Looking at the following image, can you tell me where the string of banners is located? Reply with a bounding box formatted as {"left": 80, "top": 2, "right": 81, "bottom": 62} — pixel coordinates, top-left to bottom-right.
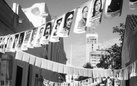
{"left": 0, "top": 0, "right": 125, "bottom": 53}
{"left": 15, "top": 51, "right": 137, "bottom": 81}
{"left": 42, "top": 77, "right": 113, "bottom": 86}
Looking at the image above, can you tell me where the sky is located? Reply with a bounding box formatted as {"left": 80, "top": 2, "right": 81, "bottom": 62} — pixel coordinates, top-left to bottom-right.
{"left": 5, "top": 0, "right": 137, "bottom": 67}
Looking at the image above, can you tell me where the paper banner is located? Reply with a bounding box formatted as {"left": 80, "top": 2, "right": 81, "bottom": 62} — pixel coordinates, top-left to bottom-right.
{"left": 22, "top": 30, "right": 33, "bottom": 50}
{"left": 47, "top": 60, "right": 53, "bottom": 71}
{"left": 15, "top": 51, "right": 24, "bottom": 60}
{"left": 52, "top": 61, "right": 59, "bottom": 72}
{"left": 40, "top": 20, "right": 54, "bottom": 45}
{"left": 22, "top": 52, "right": 30, "bottom": 63}
{"left": 16, "top": 32, "right": 25, "bottom": 51}
{"left": 86, "top": 0, "right": 106, "bottom": 28}
{"left": 87, "top": 69, "right": 93, "bottom": 77}
{"left": 104, "top": 0, "right": 123, "bottom": 18}
{"left": 93, "top": 69, "right": 101, "bottom": 78}
{"left": 41, "top": 58, "right": 48, "bottom": 69}
{"left": 84, "top": 68, "right": 88, "bottom": 77}
{"left": 68, "top": 66, "right": 74, "bottom": 75}
{"left": 58, "top": 63, "right": 64, "bottom": 73}
{"left": 29, "top": 54, "right": 36, "bottom": 65}
{"left": 35, "top": 57, "right": 42, "bottom": 67}
{"left": 0, "top": 36, "right": 3, "bottom": 53}
{"left": 79, "top": 68, "right": 85, "bottom": 76}
{"left": 73, "top": 1, "right": 90, "bottom": 34}
{"left": 12, "top": 33, "right": 20, "bottom": 52}
{"left": 1, "top": 35, "right": 10, "bottom": 53}
{"left": 34, "top": 25, "right": 45, "bottom": 47}
{"left": 64, "top": 65, "right": 69, "bottom": 74}
{"left": 57, "top": 9, "right": 75, "bottom": 37}
{"left": 49, "top": 15, "right": 64, "bottom": 42}
{"left": 73, "top": 67, "right": 79, "bottom": 75}
{"left": 28, "top": 27, "right": 38, "bottom": 48}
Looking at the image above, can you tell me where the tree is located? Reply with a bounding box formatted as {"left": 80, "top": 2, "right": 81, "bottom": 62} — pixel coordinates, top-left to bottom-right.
{"left": 96, "top": 23, "right": 125, "bottom": 69}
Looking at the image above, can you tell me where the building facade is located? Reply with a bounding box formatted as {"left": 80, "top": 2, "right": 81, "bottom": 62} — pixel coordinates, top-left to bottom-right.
{"left": 86, "top": 30, "right": 107, "bottom": 67}
{"left": 0, "top": 1, "right": 67, "bottom": 86}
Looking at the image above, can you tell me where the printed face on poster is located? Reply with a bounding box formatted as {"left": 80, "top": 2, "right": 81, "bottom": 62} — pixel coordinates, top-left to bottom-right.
{"left": 57, "top": 10, "right": 75, "bottom": 37}
{"left": 73, "top": 1, "right": 90, "bottom": 33}
{"left": 86, "top": 0, "right": 105, "bottom": 28}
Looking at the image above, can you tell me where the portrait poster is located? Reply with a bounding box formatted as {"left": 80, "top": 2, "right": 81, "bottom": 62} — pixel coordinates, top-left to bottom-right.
{"left": 86, "top": 0, "right": 105, "bottom": 28}
{"left": 28, "top": 27, "right": 38, "bottom": 48}
{"left": 57, "top": 9, "right": 75, "bottom": 37}
{"left": 22, "top": 30, "right": 33, "bottom": 50}
{"left": 0, "top": 36, "right": 5, "bottom": 53}
{"left": 40, "top": 20, "right": 54, "bottom": 45}
{"left": 0, "top": 36, "right": 3, "bottom": 53}
{"left": 49, "top": 16, "right": 63, "bottom": 42}
{"left": 12, "top": 33, "right": 20, "bottom": 52}
{"left": 0, "top": 36, "right": 8, "bottom": 53}
{"left": 16, "top": 32, "right": 25, "bottom": 51}
{"left": 104, "top": 0, "right": 123, "bottom": 18}
{"left": 73, "top": 1, "right": 90, "bottom": 34}
{"left": 6, "top": 34, "right": 15, "bottom": 52}
{"left": 2, "top": 35, "right": 10, "bottom": 53}
{"left": 34, "top": 25, "right": 45, "bottom": 47}
{"left": 129, "top": 0, "right": 137, "bottom": 10}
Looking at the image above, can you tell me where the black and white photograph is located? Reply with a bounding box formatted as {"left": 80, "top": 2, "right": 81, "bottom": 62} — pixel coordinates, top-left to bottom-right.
{"left": 41, "top": 22, "right": 52, "bottom": 44}
{"left": 58, "top": 10, "right": 75, "bottom": 37}
{"left": 73, "top": 1, "right": 90, "bottom": 33}
{"left": 16, "top": 32, "right": 25, "bottom": 51}
{"left": 12, "top": 33, "right": 20, "bottom": 52}
{"left": 104, "top": 0, "right": 123, "bottom": 18}
{"left": 86, "top": 0, "right": 105, "bottom": 28}
{"left": 22, "top": 30, "right": 32, "bottom": 50}
{"left": 1, "top": 0, "right": 137, "bottom": 86}
{"left": 50, "top": 17, "right": 63, "bottom": 42}
{"left": 29, "top": 27, "right": 38, "bottom": 48}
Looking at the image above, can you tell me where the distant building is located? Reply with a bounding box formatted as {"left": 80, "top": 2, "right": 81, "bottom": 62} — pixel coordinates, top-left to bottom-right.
{"left": 86, "top": 30, "right": 107, "bottom": 67}
{"left": 89, "top": 50, "right": 107, "bottom": 67}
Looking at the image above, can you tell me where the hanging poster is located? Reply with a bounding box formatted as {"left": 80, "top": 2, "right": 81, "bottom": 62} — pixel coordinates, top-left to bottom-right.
{"left": 40, "top": 21, "right": 54, "bottom": 44}
{"left": 34, "top": 25, "right": 45, "bottom": 47}
{"left": 57, "top": 9, "right": 75, "bottom": 37}
{"left": 6, "top": 35, "right": 15, "bottom": 52}
{"left": 86, "top": 0, "right": 105, "bottom": 28}
{"left": 0, "top": 36, "right": 3, "bottom": 52}
{"left": 16, "top": 32, "right": 25, "bottom": 51}
{"left": 28, "top": 27, "right": 38, "bottom": 48}
{"left": 104, "top": 0, "right": 123, "bottom": 18}
{"left": 73, "top": 1, "right": 90, "bottom": 33}
{"left": 49, "top": 16, "right": 63, "bottom": 42}
{"left": 22, "top": 30, "right": 33, "bottom": 50}
{"left": 12, "top": 33, "right": 20, "bottom": 52}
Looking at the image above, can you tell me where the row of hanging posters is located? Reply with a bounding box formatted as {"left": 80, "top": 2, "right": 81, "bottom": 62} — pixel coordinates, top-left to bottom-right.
{"left": 1, "top": 0, "right": 137, "bottom": 53}
{"left": 0, "top": 0, "right": 126, "bottom": 53}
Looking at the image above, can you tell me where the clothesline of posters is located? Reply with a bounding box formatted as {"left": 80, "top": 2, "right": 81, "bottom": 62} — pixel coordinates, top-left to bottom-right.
{"left": 15, "top": 51, "right": 137, "bottom": 81}
{"left": 1, "top": 0, "right": 137, "bottom": 53}
{"left": 0, "top": 0, "right": 125, "bottom": 53}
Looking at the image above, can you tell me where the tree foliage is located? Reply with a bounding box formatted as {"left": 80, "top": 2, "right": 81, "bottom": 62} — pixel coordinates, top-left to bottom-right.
{"left": 97, "top": 23, "right": 125, "bottom": 69}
